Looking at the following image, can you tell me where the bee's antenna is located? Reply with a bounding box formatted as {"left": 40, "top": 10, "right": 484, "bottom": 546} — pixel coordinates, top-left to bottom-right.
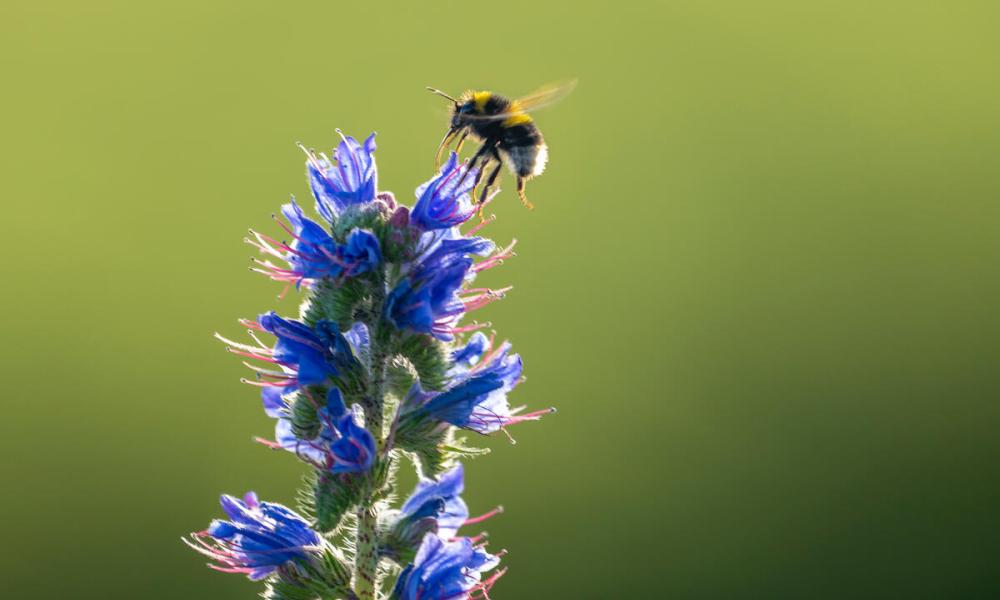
{"left": 426, "top": 87, "right": 459, "bottom": 104}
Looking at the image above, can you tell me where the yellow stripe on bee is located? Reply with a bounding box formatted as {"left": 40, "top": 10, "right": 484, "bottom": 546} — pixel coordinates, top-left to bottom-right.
{"left": 503, "top": 113, "right": 533, "bottom": 126}
{"left": 473, "top": 91, "right": 491, "bottom": 111}
{"left": 501, "top": 99, "right": 532, "bottom": 126}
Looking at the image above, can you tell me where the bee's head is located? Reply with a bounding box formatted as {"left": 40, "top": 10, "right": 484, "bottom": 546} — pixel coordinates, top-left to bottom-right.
{"left": 427, "top": 87, "right": 472, "bottom": 131}
{"left": 451, "top": 101, "right": 477, "bottom": 129}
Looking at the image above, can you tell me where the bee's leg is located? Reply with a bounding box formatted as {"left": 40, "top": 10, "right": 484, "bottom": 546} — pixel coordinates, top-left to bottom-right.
{"left": 454, "top": 131, "right": 469, "bottom": 156}
{"left": 475, "top": 151, "right": 504, "bottom": 221}
{"left": 469, "top": 157, "right": 491, "bottom": 201}
{"left": 479, "top": 156, "right": 503, "bottom": 205}
{"left": 517, "top": 177, "right": 535, "bottom": 210}
{"left": 457, "top": 143, "right": 491, "bottom": 187}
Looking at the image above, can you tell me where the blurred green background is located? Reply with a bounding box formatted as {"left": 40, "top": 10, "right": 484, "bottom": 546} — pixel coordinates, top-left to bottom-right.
{"left": 2, "top": 0, "right": 999, "bottom": 597}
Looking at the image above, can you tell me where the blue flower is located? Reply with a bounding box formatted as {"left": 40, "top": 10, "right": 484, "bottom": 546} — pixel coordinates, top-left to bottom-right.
{"left": 399, "top": 464, "right": 469, "bottom": 539}
{"left": 391, "top": 463, "right": 504, "bottom": 561}
{"left": 401, "top": 340, "right": 550, "bottom": 435}
{"left": 306, "top": 131, "right": 378, "bottom": 221}
{"left": 411, "top": 152, "right": 479, "bottom": 230}
{"left": 185, "top": 492, "right": 321, "bottom": 581}
{"left": 249, "top": 199, "right": 381, "bottom": 287}
{"left": 257, "top": 312, "right": 342, "bottom": 388}
{"left": 275, "top": 388, "right": 376, "bottom": 473}
{"left": 217, "top": 313, "right": 362, "bottom": 417}
{"left": 240, "top": 315, "right": 377, "bottom": 472}
{"left": 278, "top": 199, "right": 340, "bottom": 281}
{"left": 449, "top": 332, "right": 490, "bottom": 372}
{"left": 341, "top": 228, "right": 382, "bottom": 275}
{"left": 343, "top": 321, "right": 371, "bottom": 365}
{"left": 385, "top": 233, "right": 494, "bottom": 341}
{"left": 391, "top": 534, "right": 503, "bottom": 600}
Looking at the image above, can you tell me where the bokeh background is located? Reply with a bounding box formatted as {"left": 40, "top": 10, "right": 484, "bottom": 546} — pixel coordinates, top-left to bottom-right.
{"left": 3, "top": 1, "right": 999, "bottom": 597}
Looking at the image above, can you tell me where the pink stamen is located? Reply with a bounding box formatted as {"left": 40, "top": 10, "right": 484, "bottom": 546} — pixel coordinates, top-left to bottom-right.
{"left": 240, "top": 377, "right": 295, "bottom": 388}
{"left": 465, "top": 214, "right": 494, "bottom": 237}
{"left": 239, "top": 318, "right": 266, "bottom": 331}
{"left": 208, "top": 565, "right": 254, "bottom": 575}
{"left": 228, "top": 349, "right": 279, "bottom": 363}
{"left": 465, "top": 532, "right": 489, "bottom": 544}
{"left": 469, "top": 341, "right": 508, "bottom": 373}
{"left": 502, "top": 407, "right": 556, "bottom": 425}
{"left": 462, "top": 287, "right": 513, "bottom": 311}
{"left": 241, "top": 362, "right": 289, "bottom": 377}
{"left": 439, "top": 321, "right": 492, "bottom": 335}
{"left": 470, "top": 567, "right": 507, "bottom": 600}
{"left": 246, "top": 330, "right": 270, "bottom": 350}
{"left": 463, "top": 506, "right": 504, "bottom": 526}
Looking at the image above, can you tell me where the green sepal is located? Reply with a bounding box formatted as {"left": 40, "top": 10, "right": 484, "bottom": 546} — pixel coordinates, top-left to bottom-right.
{"left": 331, "top": 204, "right": 387, "bottom": 243}
{"left": 311, "top": 458, "right": 392, "bottom": 534}
{"left": 385, "top": 356, "right": 417, "bottom": 400}
{"left": 396, "top": 334, "right": 450, "bottom": 392}
{"left": 290, "top": 389, "right": 322, "bottom": 440}
{"left": 263, "top": 556, "right": 357, "bottom": 600}
{"left": 442, "top": 434, "right": 491, "bottom": 462}
{"left": 378, "top": 210, "right": 417, "bottom": 265}
{"left": 262, "top": 580, "right": 316, "bottom": 600}
{"left": 317, "top": 547, "right": 353, "bottom": 592}
{"left": 395, "top": 418, "right": 449, "bottom": 478}
{"left": 313, "top": 471, "right": 367, "bottom": 533}
{"left": 301, "top": 277, "right": 369, "bottom": 330}
{"left": 397, "top": 423, "right": 491, "bottom": 479}
{"left": 334, "top": 367, "right": 368, "bottom": 414}
{"left": 379, "top": 509, "right": 438, "bottom": 565}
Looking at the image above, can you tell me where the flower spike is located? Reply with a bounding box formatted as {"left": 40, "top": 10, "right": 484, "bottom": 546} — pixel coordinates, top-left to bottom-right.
{"left": 188, "top": 127, "right": 556, "bottom": 598}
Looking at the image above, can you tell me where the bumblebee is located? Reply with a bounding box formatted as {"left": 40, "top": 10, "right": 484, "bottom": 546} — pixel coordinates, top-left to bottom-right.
{"left": 427, "top": 80, "right": 575, "bottom": 211}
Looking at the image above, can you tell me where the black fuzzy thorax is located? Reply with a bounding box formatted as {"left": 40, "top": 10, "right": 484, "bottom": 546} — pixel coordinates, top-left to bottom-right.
{"left": 454, "top": 92, "right": 545, "bottom": 177}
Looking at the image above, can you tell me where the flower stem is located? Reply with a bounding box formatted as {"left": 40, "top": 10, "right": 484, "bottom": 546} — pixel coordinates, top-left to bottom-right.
{"left": 364, "top": 279, "right": 389, "bottom": 438}
{"left": 355, "top": 277, "right": 390, "bottom": 598}
{"left": 354, "top": 504, "right": 379, "bottom": 599}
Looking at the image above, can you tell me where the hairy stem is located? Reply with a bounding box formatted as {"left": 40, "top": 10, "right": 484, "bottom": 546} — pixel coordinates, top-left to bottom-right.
{"left": 355, "top": 276, "right": 390, "bottom": 599}
{"left": 354, "top": 505, "right": 380, "bottom": 599}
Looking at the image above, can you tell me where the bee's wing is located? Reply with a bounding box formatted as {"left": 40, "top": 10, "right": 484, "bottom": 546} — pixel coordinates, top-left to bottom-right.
{"left": 464, "top": 79, "right": 577, "bottom": 121}
{"left": 513, "top": 79, "right": 577, "bottom": 112}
